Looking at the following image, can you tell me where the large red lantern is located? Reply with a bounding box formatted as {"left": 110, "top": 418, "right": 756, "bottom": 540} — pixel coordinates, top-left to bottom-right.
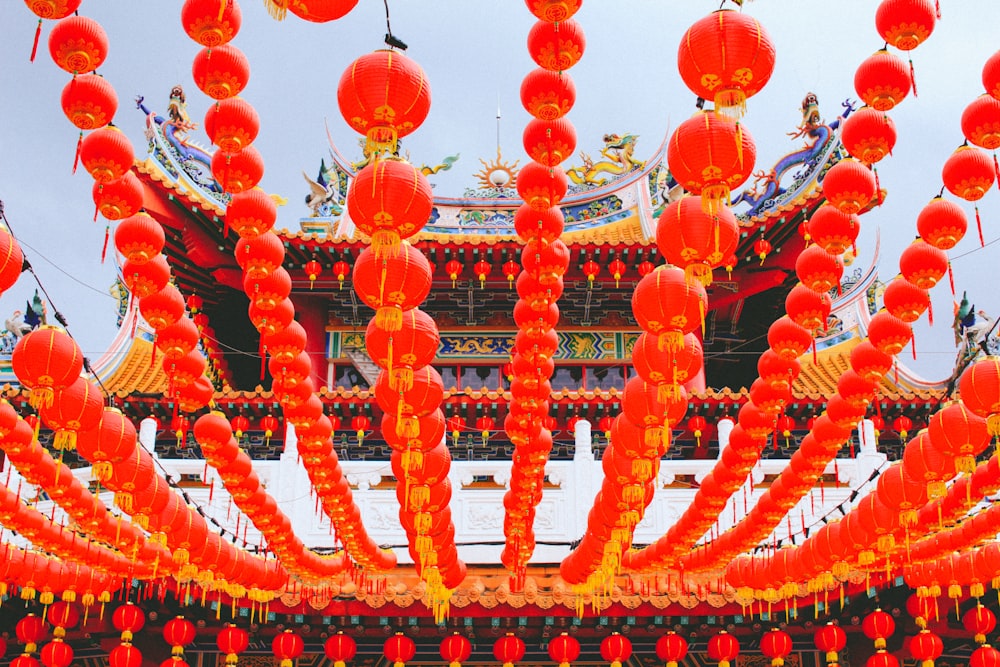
{"left": 494, "top": 634, "right": 525, "bottom": 667}
{"left": 767, "top": 316, "right": 813, "bottom": 360}
{"left": 548, "top": 633, "right": 580, "bottom": 667}
{"left": 808, "top": 204, "right": 860, "bottom": 255}
{"left": 365, "top": 308, "right": 439, "bottom": 391}
{"left": 942, "top": 145, "right": 995, "bottom": 202}
{"left": 822, "top": 158, "right": 877, "bottom": 214}
{"left": 760, "top": 629, "right": 793, "bottom": 667}
{"left": 192, "top": 45, "right": 250, "bottom": 100}
{"left": 109, "top": 644, "right": 142, "bottom": 667}
{"left": 337, "top": 50, "right": 431, "bottom": 155}
{"left": 525, "top": 0, "right": 581, "bottom": 22}
{"left": 217, "top": 625, "right": 249, "bottom": 666}
{"left": 384, "top": 633, "right": 416, "bottom": 667}
{"left": 517, "top": 162, "right": 568, "bottom": 211}
{"left": 785, "top": 282, "right": 832, "bottom": 332}
{"left": 114, "top": 212, "right": 164, "bottom": 264}
{"left": 707, "top": 631, "right": 739, "bottom": 667}
{"left": 272, "top": 631, "right": 304, "bottom": 667}
{"left": 353, "top": 245, "right": 432, "bottom": 330}
{"left": 656, "top": 197, "right": 738, "bottom": 285}
{"left": 875, "top": 0, "right": 936, "bottom": 50}
{"left": 12, "top": 326, "right": 83, "bottom": 409}
{"left": 205, "top": 97, "right": 260, "bottom": 155}
{"left": 862, "top": 609, "right": 895, "bottom": 650}
{"left": 235, "top": 232, "right": 284, "bottom": 279}
{"left": 656, "top": 632, "right": 688, "bottom": 667}
{"left": 867, "top": 310, "right": 913, "bottom": 356}
{"left": 841, "top": 106, "right": 897, "bottom": 165}
{"left": 970, "top": 646, "right": 1000, "bottom": 667}
{"left": 958, "top": 357, "right": 1000, "bottom": 437}
{"left": 227, "top": 188, "right": 277, "bottom": 238}
{"left": 181, "top": 0, "right": 243, "bottom": 47}
{"left": 0, "top": 227, "right": 24, "bottom": 294}
{"left": 520, "top": 69, "right": 576, "bottom": 121}
{"left": 211, "top": 145, "right": 264, "bottom": 194}
{"left": 140, "top": 284, "right": 186, "bottom": 330}
{"left": 347, "top": 159, "right": 433, "bottom": 256}
{"left": 677, "top": 9, "right": 775, "bottom": 116}
{"left": 40, "top": 641, "right": 73, "bottom": 667}
{"left": 599, "top": 634, "right": 632, "bottom": 667}
{"left": 324, "top": 632, "right": 357, "bottom": 667}
{"left": 523, "top": 118, "right": 576, "bottom": 169}
{"left": 867, "top": 652, "right": 899, "bottom": 667}
{"left": 667, "top": 111, "right": 756, "bottom": 214}
{"left": 17, "top": 614, "right": 48, "bottom": 655}
{"left": 796, "top": 244, "right": 844, "bottom": 294}
{"left": 286, "top": 1, "right": 360, "bottom": 22}
{"left": 909, "top": 630, "right": 943, "bottom": 667}
{"left": 962, "top": 95, "right": 1000, "bottom": 150}
{"left": 94, "top": 171, "right": 144, "bottom": 221}
{"left": 917, "top": 196, "right": 967, "bottom": 250}
{"left": 854, "top": 49, "right": 911, "bottom": 111}
{"left": 62, "top": 73, "right": 117, "bottom": 130}
{"left": 850, "top": 340, "right": 894, "bottom": 382}
{"left": 48, "top": 15, "right": 107, "bottom": 74}
{"left": 80, "top": 125, "right": 134, "bottom": 183}
{"left": 440, "top": 634, "right": 472, "bottom": 667}
{"left": 963, "top": 605, "right": 997, "bottom": 644}
{"left": 527, "top": 19, "right": 585, "bottom": 72}
{"left": 163, "top": 616, "right": 196, "bottom": 657}
{"left": 631, "top": 265, "right": 707, "bottom": 350}
{"left": 514, "top": 205, "right": 564, "bottom": 243}
{"left": 40, "top": 377, "right": 103, "bottom": 450}
{"left": 112, "top": 603, "right": 145, "bottom": 642}
{"left": 985, "top": 51, "right": 1000, "bottom": 101}
{"left": 25, "top": 1, "right": 81, "bottom": 19}
{"left": 898, "top": 239, "right": 947, "bottom": 290}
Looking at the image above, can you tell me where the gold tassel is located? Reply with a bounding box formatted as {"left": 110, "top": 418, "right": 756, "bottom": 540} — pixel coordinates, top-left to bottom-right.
{"left": 263, "top": 0, "right": 288, "bottom": 20}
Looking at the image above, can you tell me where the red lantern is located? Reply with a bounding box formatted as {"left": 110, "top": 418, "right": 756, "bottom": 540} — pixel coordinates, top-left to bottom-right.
{"left": 850, "top": 340, "right": 894, "bottom": 383}
{"left": 862, "top": 609, "right": 895, "bottom": 650}
{"left": 217, "top": 625, "right": 249, "bottom": 666}
{"left": 785, "top": 283, "right": 832, "bottom": 332}
{"left": 893, "top": 415, "right": 913, "bottom": 440}
{"left": 332, "top": 259, "right": 351, "bottom": 288}
{"left": 970, "top": 646, "right": 1000, "bottom": 667}
{"left": 141, "top": 285, "right": 186, "bottom": 331}
{"left": 757, "top": 349, "right": 801, "bottom": 391}
{"left": 909, "top": 630, "right": 943, "bottom": 667}
{"left": 0, "top": 227, "right": 24, "bottom": 294}
{"left": 494, "top": 634, "right": 525, "bottom": 667}
{"left": 523, "top": 118, "right": 577, "bottom": 167}
{"left": 898, "top": 239, "right": 947, "bottom": 290}
{"left": 867, "top": 310, "right": 913, "bottom": 356}
{"left": 286, "top": 1, "right": 360, "bottom": 23}
{"left": 677, "top": 9, "right": 775, "bottom": 116}
{"left": 347, "top": 160, "right": 433, "bottom": 256}
{"left": 94, "top": 171, "right": 144, "bottom": 221}
{"left": 844, "top": 106, "right": 898, "bottom": 165}
{"left": 502, "top": 260, "right": 520, "bottom": 287}
{"left": 324, "top": 632, "right": 357, "bottom": 667}
{"left": 109, "top": 645, "right": 142, "bottom": 667}
{"left": 114, "top": 212, "right": 164, "bottom": 264}
{"left": 61, "top": 74, "right": 118, "bottom": 130}
{"left": 527, "top": 19, "right": 585, "bottom": 72}
{"left": 514, "top": 205, "right": 564, "bottom": 243}
{"left": 384, "top": 633, "right": 415, "bottom": 667}
{"left": 985, "top": 50, "right": 1000, "bottom": 101}
{"left": 867, "top": 652, "right": 899, "bottom": 667}
{"left": 181, "top": 0, "right": 243, "bottom": 47}
{"left": 657, "top": 197, "right": 738, "bottom": 285}
{"left": 916, "top": 197, "right": 967, "bottom": 250}
{"left": 854, "top": 49, "right": 911, "bottom": 111}
{"left": 227, "top": 189, "right": 277, "bottom": 238}
{"left": 599, "top": 634, "right": 632, "bottom": 667}
{"left": 520, "top": 69, "right": 576, "bottom": 121}
{"left": 337, "top": 50, "right": 431, "bottom": 155}
{"left": 80, "top": 126, "right": 134, "bottom": 183}
{"left": 40, "top": 377, "right": 103, "bottom": 450}
{"left": 517, "top": 162, "right": 568, "bottom": 211}
{"left": 760, "top": 629, "right": 793, "bottom": 667}
{"left": 942, "top": 145, "right": 995, "bottom": 201}
{"left": 211, "top": 145, "right": 264, "bottom": 194}
{"left": 163, "top": 616, "right": 196, "bottom": 657}
{"left": 548, "top": 633, "right": 580, "bottom": 667}
{"left": 796, "top": 244, "right": 844, "bottom": 293}
{"left": 582, "top": 259, "right": 600, "bottom": 283}
{"left": 631, "top": 265, "right": 707, "bottom": 350}
{"left": 808, "top": 204, "right": 860, "bottom": 255}
{"left": 962, "top": 95, "right": 1000, "bottom": 150}
{"left": 525, "top": 0, "right": 581, "bottom": 22}
{"left": 474, "top": 259, "right": 491, "bottom": 288}
{"left": 272, "top": 631, "right": 304, "bottom": 667}
{"left": 875, "top": 0, "right": 936, "bottom": 50}
{"left": 25, "top": 1, "right": 81, "bottom": 19}
{"left": 656, "top": 633, "right": 688, "bottom": 667}
{"left": 823, "top": 158, "right": 877, "bottom": 214}
{"left": 192, "top": 45, "right": 250, "bottom": 100}
{"left": 351, "top": 415, "right": 370, "bottom": 443}
{"left": 767, "top": 316, "right": 813, "bottom": 360}
{"left": 16, "top": 614, "right": 47, "bottom": 655}
{"left": 707, "top": 631, "right": 739, "bottom": 667}
{"left": 958, "top": 357, "right": 1000, "bottom": 436}
{"left": 205, "top": 97, "right": 260, "bottom": 155}
{"left": 963, "top": 605, "right": 997, "bottom": 645}
{"left": 608, "top": 258, "right": 626, "bottom": 287}
{"left": 445, "top": 259, "right": 462, "bottom": 286}
{"left": 40, "top": 641, "right": 73, "bottom": 667}
{"left": 668, "top": 111, "right": 756, "bottom": 214}
{"left": 12, "top": 326, "right": 83, "bottom": 409}
{"left": 112, "top": 603, "right": 145, "bottom": 642}
{"left": 440, "top": 634, "right": 471, "bottom": 667}
{"left": 48, "top": 15, "right": 107, "bottom": 74}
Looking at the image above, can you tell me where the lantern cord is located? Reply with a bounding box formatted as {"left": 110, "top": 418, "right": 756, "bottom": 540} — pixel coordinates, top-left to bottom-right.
{"left": 383, "top": 0, "right": 407, "bottom": 51}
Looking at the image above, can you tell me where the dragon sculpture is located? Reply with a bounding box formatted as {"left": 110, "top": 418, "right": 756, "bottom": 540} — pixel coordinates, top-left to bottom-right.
{"left": 567, "top": 133, "right": 644, "bottom": 187}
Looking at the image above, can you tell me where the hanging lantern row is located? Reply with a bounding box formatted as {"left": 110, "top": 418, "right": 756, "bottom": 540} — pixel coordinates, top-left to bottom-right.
{"left": 502, "top": 0, "right": 587, "bottom": 588}
{"left": 334, "top": 39, "right": 464, "bottom": 612}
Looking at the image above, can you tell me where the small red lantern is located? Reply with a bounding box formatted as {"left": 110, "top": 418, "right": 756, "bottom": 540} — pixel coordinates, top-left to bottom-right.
{"left": 963, "top": 605, "right": 997, "bottom": 645}
{"left": 962, "top": 95, "right": 1000, "bottom": 150}
{"left": 16, "top": 614, "right": 47, "bottom": 656}
{"left": 517, "top": 162, "right": 568, "bottom": 211}
{"left": 916, "top": 196, "right": 967, "bottom": 250}
{"left": 600, "top": 634, "right": 632, "bottom": 667}
{"left": 80, "top": 125, "right": 134, "bottom": 183}
{"left": 677, "top": 9, "right": 776, "bottom": 116}
{"left": 62, "top": 73, "right": 117, "bottom": 130}
{"left": 181, "top": 0, "right": 243, "bottom": 47}
{"left": 909, "top": 630, "right": 943, "bottom": 667}
{"left": 520, "top": 69, "right": 576, "bottom": 121}
{"left": 582, "top": 259, "right": 600, "bottom": 283}
{"left": 862, "top": 609, "right": 895, "bottom": 650}
{"left": 351, "top": 415, "right": 370, "bottom": 444}
{"left": 707, "top": 631, "right": 739, "bottom": 667}
{"left": 548, "top": 633, "right": 580, "bottom": 667}
{"left": 523, "top": 118, "right": 577, "bottom": 167}
{"left": 474, "top": 259, "right": 491, "bottom": 288}
{"left": 337, "top": 50, "right": 431, "bottom": 155}
{"left": 942, "top": 145, "right": 995, "bottom": 202}
{"left": 823, "top": 158, "right": 877, "bottom": 214}
{"left": 25, "top": 0, "right": 81, "bottom": 19}
{"left": 259, "top": 414, "right": 279, "bottom": 442}
{"left": 445, "top": 259, "right": 463, "bottom": 287}
{"left": 217, "top": 625, "right": 249, "bottom": 666}
{"left": 608, "top": 258, "right": 626, "bottom": 287}
{"left": 227, "top": 189, "right": 277, "bottom": 238}
{"left": 286, "top": 1, "right": 360, "bottom": 23}
{"left": 324, "top": 632, "right": 357, "bottom": 667}
{"left": 527, "top": 19, "right": 585, "bottom": 72}
{"left": 40, "top": 641, "right": 73, "bottom": 667}
{"left": 970, "top": 646, "right": 1000, "bottom": 667}
{"left": 854, "top": 49, "right": 911, "bottom": 111}
{"left": 503, "top": 259, "right": 520, "bottom": 287}
{"left": 109, "top": 644, "right": 142, "bottom": 667}
{"left": 984, "top": 50, "right": 1000, "bottom": 101}
{"left": 192, "top": 44, "right": 250, "bottom": 100}
{"left": 875, "top": 0, "right": 936, "bottom": 50}
{"left": 304, "top": 259, "right": 322, "bottom": 288}
{"left": 383, "top": 633, "right": 415, "bottom": 667}
{"left": 211, "top": 145, "right": 264, "bottom": 194}
{"left": 332, "top": 259, "right": 350, "bottom": 288}
{"left": 688, "top": 415, "right": 708, "bottom": 447}
{"left": 893, "top": 415, "right": 913, "bottom": 440}
{"left": 656, "top": 632, "right": 688, "bottom": 667}
{"left": 898, "top": 239, "right": 947, "bottom": 290}
{"left": 754, "top": 238, "right": 773, "bottom": 265}
{"left": 760, "top": 629, "right": 793, "bottom": 667}
{"left": 272, "top": 631, "right": 304, "bottom": 667}
{"left": 205, "top": 97, "right": 260, "bottom": 155}
{"left": 841, "top": 106, "right": 897, "bottom": 164}
{"left": 112, "top": 603, "right": 145, "bottom": 642}
{"left": 638, "top": 260, "right": 655, "bottom": 277}
{"left": 525, "top": 0, "right": 581, "bottom": 22}
{"left": 163, "top": 616, "right": 196, "bottom": 657}
{"left": 668, "top": 111, "right": 756, "bottom": 214}
{"left": 440, "top": 633, "right": 472, "bottom": 667}
{"left": 494, "top": 634, "right": 525, "bottom": 667}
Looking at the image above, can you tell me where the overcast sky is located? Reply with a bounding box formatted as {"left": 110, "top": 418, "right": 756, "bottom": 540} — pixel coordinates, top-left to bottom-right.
{"left": 1, "top": 1, "right": 998, "bottom": 383}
